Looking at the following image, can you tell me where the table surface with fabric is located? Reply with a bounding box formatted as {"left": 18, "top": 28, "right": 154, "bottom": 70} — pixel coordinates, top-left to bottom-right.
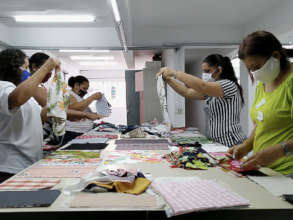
{"left": 0, "top": 130, "right": 293, "bottom": 220}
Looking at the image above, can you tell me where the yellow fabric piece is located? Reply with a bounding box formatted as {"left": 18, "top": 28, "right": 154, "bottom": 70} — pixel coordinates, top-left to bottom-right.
{"left": 92, "top": 178, "right": 151, "bottom": 195}
{"left": 250, "top": 71, "right": 293, "bottom": 174}
{"left": 114, "top": 178, "right": 151, "bottom": 195}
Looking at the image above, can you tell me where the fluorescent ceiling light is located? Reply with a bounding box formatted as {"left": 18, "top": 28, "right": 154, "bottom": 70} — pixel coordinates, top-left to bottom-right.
{"left": 79, "top": 61, "right": 117, "bottom": 66}
{"left": 70, "top": 56, "right": 114, "bottom": 61}
{"left": 59, "top": 49, "right": 110, "bottom": 53}
{"left": 110, "top": 0, "right": 121, "bottom": 23}
{"left": 283, "top": 44, "right": 293, "bottom": 49}
{"left": 13, "top": 15, "right": 95, "bottom": 23}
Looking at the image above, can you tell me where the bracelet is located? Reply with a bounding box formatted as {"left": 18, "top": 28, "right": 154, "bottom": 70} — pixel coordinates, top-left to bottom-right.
{"left": 281, "top": 142, "right": 292, "bottom": 156}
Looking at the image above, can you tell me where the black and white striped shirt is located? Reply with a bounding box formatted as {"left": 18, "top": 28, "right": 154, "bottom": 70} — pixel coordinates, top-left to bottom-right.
{"left": 205, "top": 79, "right": 246, "bottom": 147}
{"left": 66, "top": 90, "right": 94, "bottom": 133}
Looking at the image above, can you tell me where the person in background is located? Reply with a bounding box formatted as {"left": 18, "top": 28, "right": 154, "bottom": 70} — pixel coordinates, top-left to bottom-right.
{"left": 0, "top": 49, "right": 59, "bottom": 183}
{"left": 227, "top": 31, "right": 293, "bottom": 175}
{"left": 157, "top": 54, "right": 246, "bottom": 147}
{"left": 28, "top": 52, "right": 104, "bottom": 145}
{"left": 63, "top": 75, "right": 103, "bottom": 144}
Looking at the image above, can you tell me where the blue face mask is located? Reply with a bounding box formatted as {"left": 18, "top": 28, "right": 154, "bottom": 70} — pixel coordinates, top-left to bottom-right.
{"left": 21, "top": 69, "right": 31, "bottom": 82}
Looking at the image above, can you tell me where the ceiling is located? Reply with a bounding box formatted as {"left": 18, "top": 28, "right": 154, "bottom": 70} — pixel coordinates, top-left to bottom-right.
{"left": 130, "top": 0, "right": 279, "bottom": 27}
{"left": 0, "top": 0, "right": 113, "bottom": 27}
{"left": 1, "top": 0, "right": 293, "bottom": 72}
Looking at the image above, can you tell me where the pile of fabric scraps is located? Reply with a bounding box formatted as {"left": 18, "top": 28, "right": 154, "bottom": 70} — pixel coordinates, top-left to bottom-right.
{"left": 209, "top": 152, "right": 254, "bottom": 176}
{"left": 121, "top": 127, "right": 146, "bottom": 138}
{"left": 171, "top": 136, "right": 213, "bottom": 145}
{"left": 82, "top": 168, "right": 151, "bottom": 195}
{"left": 117, "top": 125, "right": 139, "bottom": 134}
{"left": 142, "top": 124, "right": 171, "bottom": 138}
{"left": 164, "top": 147, "right": 214, "bottom": 170}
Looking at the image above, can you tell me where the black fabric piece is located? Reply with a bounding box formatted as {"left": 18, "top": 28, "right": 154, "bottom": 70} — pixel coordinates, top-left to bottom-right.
{"left": 61, "top": 131, "right": 83, "bottom": 146}
{"left": 0, "top": 172, "right": 14, "bottom": 183}
{"left": 62, "top": 143, "right": 108, "bottom": 150}
{"left": 0, "top": 190, "right": 61, "bottom": 208}
{"left": 239, "top": 170, "right": 267, "bottom": 176}
{"left": 283, "top": 195, "right": 293, "bottom": 204}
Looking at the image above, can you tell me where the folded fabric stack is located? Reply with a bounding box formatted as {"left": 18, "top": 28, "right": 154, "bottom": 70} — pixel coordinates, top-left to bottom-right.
{"left": 164, "top": 147, "right": 214, "bottom": 170}
{"left": 84, "top": 168, "right": 151, "bottom": 195}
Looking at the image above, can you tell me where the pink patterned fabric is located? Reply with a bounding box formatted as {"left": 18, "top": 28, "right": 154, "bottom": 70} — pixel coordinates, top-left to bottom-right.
{"left": 0, "top": 179, "right": 60, "bottom": 190}
{"left": 77, "top": 134, "right": 118, "bottom": 139}
{"left": 152, "top": 179, "right": 249, "bottom": 216}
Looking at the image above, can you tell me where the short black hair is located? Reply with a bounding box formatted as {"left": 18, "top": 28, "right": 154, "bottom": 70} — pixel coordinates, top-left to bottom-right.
{"left": 0, "top": 49, "right": 26, "bottom": 85}
{"left": 29, "top": 52, "right": 49, "bottom": 72}
{"left": 68, "top": 75, "right": 89, "bottom": 88}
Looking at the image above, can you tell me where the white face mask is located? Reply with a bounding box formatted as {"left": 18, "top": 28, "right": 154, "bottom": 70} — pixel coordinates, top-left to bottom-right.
{"left": 202, "top": 72, "right": 215, "bottom": 82}
{"left": 251, "top": 56, "right": 280, "bottom": 83}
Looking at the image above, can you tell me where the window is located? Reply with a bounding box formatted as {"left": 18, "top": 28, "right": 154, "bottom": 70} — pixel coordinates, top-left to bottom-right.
{"left": 111, "top": 86, "right": 116, "bottom": 99}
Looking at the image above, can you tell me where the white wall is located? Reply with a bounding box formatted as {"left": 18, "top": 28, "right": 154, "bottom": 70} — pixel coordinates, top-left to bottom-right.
{"left": 0, "top": 24, "right": 11, "bottom": 45}
{"left": 162, "top": 48, "right": 185, "bottom": 128}
{"left": 185, "top": 60, "right": 206, "bottom": 134}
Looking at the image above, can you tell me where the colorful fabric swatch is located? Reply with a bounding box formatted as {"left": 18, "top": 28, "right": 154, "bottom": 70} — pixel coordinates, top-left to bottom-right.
{"left": 115, "top": 139, "right": 170, "bottom": 150}
{"left": 47, "top": 67, "right": 70, "bottom": 136}
{"left": 164, "top": 147, "right": 213, "bottom": 170}
{"left": 171, "top": 136, "right": 213, "bottom": 145}
{"left": 0, "top": 179, "right": 60, "bottom": 190}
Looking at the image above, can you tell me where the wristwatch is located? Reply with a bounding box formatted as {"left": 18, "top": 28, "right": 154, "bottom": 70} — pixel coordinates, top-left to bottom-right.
{"left": 281, "top": 142, "right": 292, "bottom": 156}
{"left": 174, "top": 71, "right": 177, "bottom": 79}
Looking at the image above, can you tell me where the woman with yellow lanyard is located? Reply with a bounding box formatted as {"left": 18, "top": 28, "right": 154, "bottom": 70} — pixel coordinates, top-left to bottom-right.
{"left": 227, "top": 31, "right": 293, "bottom": 175}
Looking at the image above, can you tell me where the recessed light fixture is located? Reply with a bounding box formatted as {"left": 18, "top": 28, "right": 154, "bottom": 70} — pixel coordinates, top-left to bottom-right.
{"left": 13, "top": 15, "right": 95, "bottom": 23}
{"left": 79, "top": 61, "right": 117, "bottom": 66}
{"left": 59, "top": 49, "right": 110, "bottom": 53}
{"left": 70, "top": 56, "right": 114, "bottom": 61}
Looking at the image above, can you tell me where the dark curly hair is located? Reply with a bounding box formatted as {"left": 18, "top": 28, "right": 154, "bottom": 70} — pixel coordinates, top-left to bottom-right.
{"left": 0, "top": 49, "right": 26, "bottom": 85}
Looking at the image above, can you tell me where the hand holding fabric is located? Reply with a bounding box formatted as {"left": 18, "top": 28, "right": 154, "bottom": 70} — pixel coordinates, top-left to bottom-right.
{"left": 156, "top": 67, "right": 176, "bottom": 80}
{"left": 241, "top": 145, "right": 284, "bottom": 170}
{"left": 226, "top": 143, "right": 250, "bottom": 160}
{"left": 91, "top": 92, "right": 103, "bottom": 101}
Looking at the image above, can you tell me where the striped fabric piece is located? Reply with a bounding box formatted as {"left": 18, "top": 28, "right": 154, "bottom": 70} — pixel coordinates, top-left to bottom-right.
{"left": 205, "top": 79, "right": 246, "bottom": 147}
{"left": 0, "top": 179, "right": 60, "bottom": 190}
{"left": 76, "top": 134, "right": 118, "bottom": 139}
{"left": 66, "top": 90, "right": 94, "bottom": 133}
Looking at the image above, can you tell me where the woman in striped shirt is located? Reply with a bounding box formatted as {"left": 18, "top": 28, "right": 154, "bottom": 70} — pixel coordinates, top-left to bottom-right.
{"left": 157, "top": 54, "right": 246, "bottom": 147}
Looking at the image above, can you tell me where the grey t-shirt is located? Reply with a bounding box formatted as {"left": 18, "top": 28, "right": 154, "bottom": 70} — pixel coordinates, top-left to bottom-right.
{"left": 0, "top": 81, "right": 43, "bottom": 174}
